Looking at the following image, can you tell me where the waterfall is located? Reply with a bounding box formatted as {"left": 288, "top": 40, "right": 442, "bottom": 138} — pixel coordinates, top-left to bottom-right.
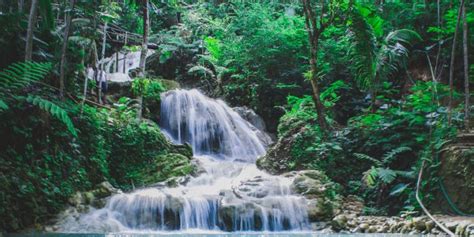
{"left": 160, "top": 89, "right": 267, "bottom": 162}
{"left": 58, "top": 89, "right": 310, "bottom": 233}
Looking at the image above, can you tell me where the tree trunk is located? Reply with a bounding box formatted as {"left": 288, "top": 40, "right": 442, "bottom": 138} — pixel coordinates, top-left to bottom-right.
{"left": 123, "top": 32, "right": 128, "bottom": 73}
{"left": 58, "top": 0, "right": 76, "bottom": 99}
{"left": 309, "top": 38, "right": 328, "bottom": 131}
{"left": 137, "top": 0, "right": 149, "bottom": 120}
{"left": 115, "top": 51, "right": 119, "bottom": 72}
{"left": 18, "top": 0, "right": 25, "bottom": 13}
{"left": 98, "top": 22, "right": 108, "bottom": 104}
{"left": 302, "top": 0, "right": 329, "bottom": 131}
{"left": 25, "top": 0, "right": 39, "bottom": 61}
{"left": 139, "top": 0, "right": 149, "bottom": 77}
{"left": 448, "top": 0, "right": 465, "bottom": 124}
{"left": 81, "top": 46, "right": 90, "bottom": 114}
{"left": 462, "top": 1, "right": 470, "bottom": 130}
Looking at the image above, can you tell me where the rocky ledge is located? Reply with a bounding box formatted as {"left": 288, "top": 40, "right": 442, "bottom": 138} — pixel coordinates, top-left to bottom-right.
{"left": 320, "top": 195, "right": 474, "bottom": 236}
{"left": 328, "top": 214, "right": 474, "bottom": 236}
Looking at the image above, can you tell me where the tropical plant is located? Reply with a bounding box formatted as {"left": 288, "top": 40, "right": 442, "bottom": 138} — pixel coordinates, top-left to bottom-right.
{"left": 0, "top": 61, "right": 77, "bottom": 136}
{"left": 348, "top": 4, "right": 421, "bottom": 110}
{"left": 355, "top": 146, "right": 413, "bottom": 187}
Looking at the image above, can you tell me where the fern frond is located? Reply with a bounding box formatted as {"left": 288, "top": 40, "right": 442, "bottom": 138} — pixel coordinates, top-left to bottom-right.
{"left": 26, "top": 95, "right": 77, "bottom": 137}
{"left": 354, "top": 153, "right": 382, "bottom": 166}
{"left": 382, "top": 146, "right": 412, "bottom": 165}
{"left": 363, "top": 166, "right": 378, "bottom": 187}
{"left": 0, "top": 99, "right": 8, "bottom": 110}
{"left": 188, "top": 65, "right": 215, "bottom": 78}
{"left": 0, "top": 62, "right": 52, "bottom": 92}
{"left": 377, "top": 168, "right": 397, "bottom": 184}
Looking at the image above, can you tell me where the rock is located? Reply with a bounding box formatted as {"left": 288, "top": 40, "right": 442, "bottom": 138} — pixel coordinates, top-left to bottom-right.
{"left": 358, "top": 223, "right": 369, "bottom": 231}
{"left": 256, "top": 126, "right": 305, "bottom": 174}
{"left": 289, "top": 171, "right": 340, "bottom": 221}
{"left": 233, "top": 106, "right": 267, "bottom": 132}
{"left": 377, "top": 225, "right": 389, "bottom": 233}
{"left": 233, "top": 106, "right": 273, "bottom": 147}
{"left": 425, "top": 220, "right": 435, "bottom": 232}
{"left": 92, "top": 181, "right": 120, "bottom": 199}
{"left": 332, "top": 214, "right": 348, "bottom": 230}
{"left": 290, "top": 170, "right": 337, "bottom": 198}
{"left": 446, "top": 221, "right": 458, "bottom": 232}
{"left": 432, "top": 143, "right": 474, "bottom": 214}
{"left": 455, "top": 223, "right": 467, "bottom": 236}
{"left": 312, "top": 222, "right": 330, "bottom": 231}
{"left": 412, "top": 216, "right": 426, "bottom": 231}
{"left": 367, "top": 225, "right": 377, "bottom": 233}
{"left": 466, "top": 224, "right": 474, "bottom": 236}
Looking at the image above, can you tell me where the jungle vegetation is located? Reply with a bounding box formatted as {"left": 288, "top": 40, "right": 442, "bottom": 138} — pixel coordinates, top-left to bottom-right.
{"left": 0, "top": 0, "right": 472, "bottom": 232}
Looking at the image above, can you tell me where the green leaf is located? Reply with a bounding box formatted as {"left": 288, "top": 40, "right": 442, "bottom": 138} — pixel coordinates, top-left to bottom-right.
{"left": 26, "top": 95, "right": 77, "bottom": 137}
{"left": 377, "top": 168, "right": 397, "bottom": 184}
{"left": 390, "top": 183, "right": 409, "bottom": 196}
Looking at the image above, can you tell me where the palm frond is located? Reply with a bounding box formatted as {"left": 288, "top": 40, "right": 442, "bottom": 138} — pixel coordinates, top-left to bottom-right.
{"left": 354, "top": 153, "right": 382, "bottom": 166}
{"left": 26, "top": 95, "right": 77, "bottom": 137}
{"left": 385, "top": 29, "right": 422, "bottom": 46}
{"left": 348, "top": 8, "right": 378, "bottom": 90}
{"left": 382, "top": 146, "right": 412, "bottom": 165}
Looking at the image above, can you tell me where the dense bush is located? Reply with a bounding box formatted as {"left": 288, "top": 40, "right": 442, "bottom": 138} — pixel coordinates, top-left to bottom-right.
{"left": 271, "top": 81, "right": 461, "bottom": 215}
{"left": 0, "top": 96, "right": 193, "bottom": 231}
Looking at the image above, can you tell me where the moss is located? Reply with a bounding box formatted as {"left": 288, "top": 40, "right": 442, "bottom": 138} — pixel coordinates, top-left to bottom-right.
{"left": 159, "top": 79, "right": 181, "bottom": 90}
{"left": 141, "top": 153, "right": 195, "bottom": 185}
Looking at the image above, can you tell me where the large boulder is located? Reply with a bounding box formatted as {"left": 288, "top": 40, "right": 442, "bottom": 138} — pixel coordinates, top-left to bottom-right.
{"left": 233, "top": 106, "right": 267, "bottom": 132}
{"left": 287, "top": 170, "right": 341, "bottom": 221}
{"left": 256, "top": 126, "right": 305, "bottom": 174}
{"left": 67, "top": 181, "right": 121, "bottom": 209}
{"left": 432, "top": 138, "right": 474, "bottom": 214}
{"left": 141, "top": 153, "right": 195, "bottom": 186}
{"left": 233, "top": 106, "right": 274, "bottom": 146}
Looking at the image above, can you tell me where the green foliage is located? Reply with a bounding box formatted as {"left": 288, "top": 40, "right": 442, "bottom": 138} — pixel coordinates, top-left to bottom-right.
{"left": 26, "top": 95, "right": 77, "bottom": 137}
{"left": 348, "top": 5, "right": 421, "bottom": 93}
{"left": 0, "top": 62, "right": 52, "bottom": 106}
{"left": 132, "top": 78, "right": 166, "bottom": 100}
{"left": 0, "top": 62, "right": 77, "bottom": 137}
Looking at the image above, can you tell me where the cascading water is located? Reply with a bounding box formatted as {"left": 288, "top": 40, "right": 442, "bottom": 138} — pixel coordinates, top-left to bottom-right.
{"left": 58, "top": 89, "right": 310, "bottom": 233}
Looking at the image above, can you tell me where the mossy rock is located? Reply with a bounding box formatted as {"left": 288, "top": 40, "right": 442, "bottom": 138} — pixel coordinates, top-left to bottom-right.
{"left": 141, "top": 153, "right": 195, "bottom": 185}
{"left": 289, "top": 170, "right": 341, "bottom": 221}
{"left": 159, "top": 79, "right": 180, "bottom": 90}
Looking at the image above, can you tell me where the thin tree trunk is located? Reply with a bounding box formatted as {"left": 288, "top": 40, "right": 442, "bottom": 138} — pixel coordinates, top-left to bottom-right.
{"left": 98, "top": 22, "right": 108, "bottom": 104}
{"left": 123, "top": 32, "right": 128, "bottom": 73}
{"left": 434, "top": 0, "right": 442, "bottom": 80}
{"left": 139, "top": 0, "right": 149, "bottom": 77}
{"left": 462, "top": 1, "right": 470, "bottom": 130}
{"left": 302, "top": 0, "right": 328, "bottom": 131}
{"left": 59, "top": 0, "right": 76, "bottom": 99}
{"left": 25, "top": 0, "right": 39, "bottom": 61}
{"left": 81, "top": 47, "right": 89, "bottom": 114}
{"left": 448, "top": 0, "right": 465, "bottom": 124}
{"left": 137, "top": 0, "right": 149, "bottom": 120}
{"left": 115, "top": 51, "right": 119, "bottom": 72}
{"left": 18, "top": 0, "right": 25, "bottom": 13}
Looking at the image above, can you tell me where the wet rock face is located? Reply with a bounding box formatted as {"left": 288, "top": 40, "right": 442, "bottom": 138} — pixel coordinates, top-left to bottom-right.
{"left": 233, "top": 106, "right": 267, "bottom": 132}
{"left": 68, "top": 181, "right": 121, "bottom": 209}
{"left": 256, "top": 127, "right": 302, "bottom": 174}
{"left": 433, "top": 143, "right": 474, "bottom": 214}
